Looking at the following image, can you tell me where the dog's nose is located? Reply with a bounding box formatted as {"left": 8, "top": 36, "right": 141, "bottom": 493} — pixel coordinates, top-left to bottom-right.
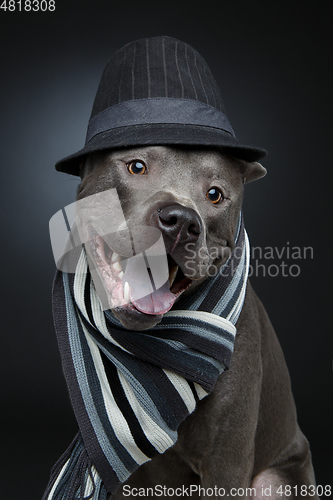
{"left": 157, "top": 204, "right": 202, "bottom": 245}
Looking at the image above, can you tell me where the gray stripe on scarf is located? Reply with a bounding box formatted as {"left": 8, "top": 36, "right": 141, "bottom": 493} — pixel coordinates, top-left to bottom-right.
{"left": 63, "top": 273, "right": 132, "bottom": 482}
{"left": 154, "top": 322, "right": 235, "bottom": 350}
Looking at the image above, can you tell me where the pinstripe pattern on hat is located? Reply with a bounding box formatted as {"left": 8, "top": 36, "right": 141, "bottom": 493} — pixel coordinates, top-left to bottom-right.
{"left": 91, "top": 36, "right": 226, "bottom": 115}
{"left": 55, "top": 36, "right": 266, "bottom": 175}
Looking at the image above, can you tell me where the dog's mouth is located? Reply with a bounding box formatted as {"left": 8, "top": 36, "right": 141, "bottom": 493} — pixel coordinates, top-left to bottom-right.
{"left": 87, "top": 231, "right": 192, "bottom": 317}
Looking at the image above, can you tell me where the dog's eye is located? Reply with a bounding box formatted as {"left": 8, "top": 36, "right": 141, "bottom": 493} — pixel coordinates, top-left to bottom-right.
{"left": 206, "top": 187, "right": 223, "bottom": 204}
{"left": 127, "top": 160, "right": 147, "bottom": 175}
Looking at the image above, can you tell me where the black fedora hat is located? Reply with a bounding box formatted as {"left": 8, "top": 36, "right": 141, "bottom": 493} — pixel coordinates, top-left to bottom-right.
{"left": 56, "top": 36, "right": 267, "bottom": 176}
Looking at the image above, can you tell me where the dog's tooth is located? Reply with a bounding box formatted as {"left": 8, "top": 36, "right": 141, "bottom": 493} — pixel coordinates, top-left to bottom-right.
{"left": 113, "top": 261, "right": 122, "bottom": 271}
{"left": 124, "top": 281, "right": 130, "bottom": 303}
{"left": 111, "top": 252, "right": 121, "bottom": 263}
{"left": 169, "top": 265, "right": 179, "bottom": 286}
{"left": 119, "top": 271, "right": 124, "bottom": 279}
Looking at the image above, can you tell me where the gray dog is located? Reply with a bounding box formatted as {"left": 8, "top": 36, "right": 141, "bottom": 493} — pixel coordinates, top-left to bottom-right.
{"left": 78, "top": 146, "right": 316, "bottom": 499}
{"left": 44, "top": 37, "right": 318, "bottom": 500}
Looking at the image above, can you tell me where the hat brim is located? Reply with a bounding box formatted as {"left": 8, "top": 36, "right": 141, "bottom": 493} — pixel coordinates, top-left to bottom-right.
{"left": 55, "top": 123, "right": 267, "bottom": 176}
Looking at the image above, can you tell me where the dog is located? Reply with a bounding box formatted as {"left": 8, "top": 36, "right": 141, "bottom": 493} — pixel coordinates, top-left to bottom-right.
{"left": 46, "top": 36, "right": 318, "bottom": 500}
{"left": 74, "top": 145, "right": 317, "bottom": 498}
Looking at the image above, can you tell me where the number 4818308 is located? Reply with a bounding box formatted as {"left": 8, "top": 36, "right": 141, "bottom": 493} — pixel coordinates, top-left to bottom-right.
{"left": 0, "top": 0, "right": 56, "bottom": 11}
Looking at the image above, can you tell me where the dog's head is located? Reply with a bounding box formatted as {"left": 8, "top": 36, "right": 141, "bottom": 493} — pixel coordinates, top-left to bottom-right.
{"left": 76, "top": 145, "right": 265, "bottom": 330}
{"left": 54, "top": 38, "right": 267, "bottom": 330}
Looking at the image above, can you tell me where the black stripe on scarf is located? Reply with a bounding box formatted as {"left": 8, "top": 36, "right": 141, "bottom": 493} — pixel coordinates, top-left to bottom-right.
{"left": 100, "top": 352, "right": 159, "bottom": 459}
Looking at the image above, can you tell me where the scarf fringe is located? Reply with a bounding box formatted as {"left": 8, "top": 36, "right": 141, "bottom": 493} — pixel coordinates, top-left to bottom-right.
{"left": 42, "top": 433, "right": 108, "bottom": 500}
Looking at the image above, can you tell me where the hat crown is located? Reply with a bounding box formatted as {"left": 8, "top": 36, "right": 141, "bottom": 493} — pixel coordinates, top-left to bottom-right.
{"left": 91, "top": 36, "right": 226, "bottom": 119}
{"left": 55, "top": 36, "right": 267, "bottom": 175}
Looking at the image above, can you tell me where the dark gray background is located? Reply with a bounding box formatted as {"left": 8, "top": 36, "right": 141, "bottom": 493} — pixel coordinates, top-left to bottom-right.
{"left": 1, "top": 1, "right": 332, "bottom": 498}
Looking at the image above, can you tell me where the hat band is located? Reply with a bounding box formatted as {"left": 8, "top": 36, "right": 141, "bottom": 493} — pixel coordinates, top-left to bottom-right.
{"left": 86, "top": 98, "right": 235, "bottom": 143}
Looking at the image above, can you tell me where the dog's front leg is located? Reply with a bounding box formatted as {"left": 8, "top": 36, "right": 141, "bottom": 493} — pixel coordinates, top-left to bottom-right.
{"left": 248, "top": 468, "right": 319, "bottom": 500}
{"left": 196, "top": 446, "right": 255, "bottom": 499}
{"left": 248, "top": 429, "right": 319, "bottom": 500}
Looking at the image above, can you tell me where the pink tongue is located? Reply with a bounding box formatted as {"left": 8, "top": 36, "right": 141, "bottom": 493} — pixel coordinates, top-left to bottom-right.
{"left": 130, "top": 281, "right": 175, "bottom": 315}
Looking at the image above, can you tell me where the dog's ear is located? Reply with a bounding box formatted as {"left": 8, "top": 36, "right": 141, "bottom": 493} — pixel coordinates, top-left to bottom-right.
{"left": 239, "top": 160, "right": 267, "bottom": 184}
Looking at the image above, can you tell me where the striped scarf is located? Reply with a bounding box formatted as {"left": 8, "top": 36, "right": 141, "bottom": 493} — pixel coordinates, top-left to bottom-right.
{"left": 43, "top": 217, "right": 249, "bottom": 500}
